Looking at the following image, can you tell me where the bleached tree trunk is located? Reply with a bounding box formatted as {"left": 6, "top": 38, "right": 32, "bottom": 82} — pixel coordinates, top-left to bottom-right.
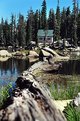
{"left": 0, "top": 66, "right": 67, "bottom": 121}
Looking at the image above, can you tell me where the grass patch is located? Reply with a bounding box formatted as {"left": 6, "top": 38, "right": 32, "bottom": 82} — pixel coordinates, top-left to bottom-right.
{"left": 0, "top": 83, "right": 13, "bottom": 108}
{"left": 50, "top": 83, "right": 80, "bottom": 100}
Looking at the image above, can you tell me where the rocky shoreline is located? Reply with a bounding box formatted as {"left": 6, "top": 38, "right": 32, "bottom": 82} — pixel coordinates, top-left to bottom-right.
{"left": 0, "top": 61, "right": 67, "bottom": 121}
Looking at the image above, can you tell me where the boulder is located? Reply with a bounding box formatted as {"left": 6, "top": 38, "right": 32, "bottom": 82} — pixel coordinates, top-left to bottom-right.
{"left": 0, "top": 57, "right": 9, "bottom": 62}
{"left": 13, "top": 51, "right": 26, "bottom": 56}
{"left": 0, "top": 50, "right": 12, "bottom": 57}
{"left": 42, "top": 47, "right": 70, "bottom": 61}
{"left": 41, "top": 49, "right": 53, "bottom": 57}
{"left": 28, "top": 50, "right": 39, "bottom": 58}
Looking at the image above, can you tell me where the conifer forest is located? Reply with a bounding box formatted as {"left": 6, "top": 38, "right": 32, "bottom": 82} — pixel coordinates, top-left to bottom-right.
{"left": 0, "top": 0, "right": 79, "bottom": 48}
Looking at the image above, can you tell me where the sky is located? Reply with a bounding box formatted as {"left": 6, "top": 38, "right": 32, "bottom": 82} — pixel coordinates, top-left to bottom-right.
{"left": 0, "top": 0, "right": 80, "bottom": 21}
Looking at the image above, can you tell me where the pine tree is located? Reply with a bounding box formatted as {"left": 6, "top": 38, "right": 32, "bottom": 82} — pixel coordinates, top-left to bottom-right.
{"left": 10, "top": 14, "right": 17, "bottom": 47}
{"left": 17, "top": 14, "right": 26, "bottom": 47}
{"left": 55, "top": 2, "right": 61, "bottom": 41}
{"left": 26, "top": 8, "right": 35, "bottom": 45}
{"left": 60, "top": 8, "right": 66, "bottom": 39}
{"left": 48, "top": 9, "right": 55, "bottom": 30}
{"left": 38, "top": 10, "right": 41, "bottom": 29}
{"left": 3, "top": 20, "right": 10, "bottom": 46}
{"left": 0, "top": 18, "right": 4, "bottom": 46}
{"left": 54, "top": 16, "right": 60, "bottom": 42}
{"left": 77, "top": 0, "right": 79, "bottom": 14}
{"left": 77, "top": 10, "right": 80, "bottom": 43}
{"left": 13, "top": 15, "right": 18, "bottom": 48}
{"left": 66, "top": 7, "right": 72, "bottom": 40}
{"left": 41, "top": 0, "right": 47, "bottom": 29}
{"left": 72, "top": 0, "right": 78, "bottom": 46}
{"left": 34, "top": 10, "right": 39, "bottom": 45}
{"left": 56, "top": 6, "right": 61, "bottom": 27}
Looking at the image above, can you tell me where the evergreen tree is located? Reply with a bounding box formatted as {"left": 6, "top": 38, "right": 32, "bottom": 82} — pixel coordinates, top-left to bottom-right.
{"left": 3, "top": 20, "right": 10, "bottom": 46}
{"left": 41, "top": 0, "right": 47, "bottom": 29}
{"left": 41, "top": 0, "right": 48, "bottom": 46}
{"left": 10, "top": 14, "right": 17, "bottom": 47}
{"left": 26, "top": 8, "right": 35, "bottom": 45}
{"left": 77, "top": 0, "right": 79, "bottom": 14}
{"left": 0, "top": 0, "right": 79, "bottom": 48}
{"left": 60, "top": 8, "right": 66, "bottom": 39}
{"left": 54, "top": 16, "right": 60, "bottom": 42}
{"left": 17, "top": 14, "right": 26, "bottom": 47}
{"left": 34, "top": 10, "right": 39, "bottom": 45}
{"left": 77, "top": 10, "right": 80, "bottom": 43}
{"left": 55, "top": 3, "right": 61, "bottom": 40}
{"left": 66, "top": 7, "right": 72, "bottom": 40}
{"left": 56, "top": 6, "right": 61, "bottom": 27}
{"left": 72, "top": 0, "right": 78, "bottom": 46}
{"left": 0, "top": 18, "right": 4, "bottom": 46}
{"left": 48, "top": 9, "right": 55, "bottom": 30}
{"left": 13, "top": 15, "right": 18, "bottom": 48}
{"left": 38, "top": 10, "right": 41, "bottom": 29}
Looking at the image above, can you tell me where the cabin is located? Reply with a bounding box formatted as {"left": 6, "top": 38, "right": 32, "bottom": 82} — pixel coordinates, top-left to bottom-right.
{"left": 37, "top": 29, "right": 53, "bottom": 46}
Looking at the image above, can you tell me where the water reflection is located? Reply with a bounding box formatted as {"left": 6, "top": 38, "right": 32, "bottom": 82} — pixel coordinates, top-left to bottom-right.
{"left": 59, "top": 59, "right": 80, "bottom": 75}
{"left": 0, "top": 58, "right": 30, "bottom": 86}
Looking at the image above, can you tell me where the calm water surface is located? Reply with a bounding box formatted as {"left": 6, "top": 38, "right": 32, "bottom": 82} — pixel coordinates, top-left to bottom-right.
{"left": 59, "top": 59, "right": 80, "bottom": 75}
{"left": 50, "top": 51, "right": 80, "bottom": 92}
{"left": 0, "top": 58, "right": 30, "bottom": 87}
{"left": 1, "top": 51, "right": 80, "bottom": 88}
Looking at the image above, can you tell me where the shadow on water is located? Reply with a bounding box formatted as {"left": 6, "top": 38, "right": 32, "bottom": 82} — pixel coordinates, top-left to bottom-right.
{"left": 58, "top": 59, "right": 80, "bottom": 75}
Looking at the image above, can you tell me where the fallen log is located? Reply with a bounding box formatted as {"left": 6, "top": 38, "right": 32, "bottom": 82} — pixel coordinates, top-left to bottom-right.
{"left": 0, "top": 65, "right": 67, "bottom": 121}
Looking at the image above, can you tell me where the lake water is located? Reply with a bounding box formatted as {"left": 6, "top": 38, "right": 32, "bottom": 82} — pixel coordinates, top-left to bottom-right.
{"left": 0, "top": 58, "right": 30, "bottom": 87}
{"left": 49, "top": 52, "right": 80, "bottom": 99}
{"left": 59, "top": 59, "right": 80, "bottom": 75}
{"left": 0, "top": 51, "right": 80, "bottom": 88}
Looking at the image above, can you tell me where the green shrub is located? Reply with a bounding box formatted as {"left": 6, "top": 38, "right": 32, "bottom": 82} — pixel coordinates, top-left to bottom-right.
{"left": 63, "top": 103, "right": 80, "bottom": 121}
{"left": 0, "top": 83, "right": 12, "bottom": 108}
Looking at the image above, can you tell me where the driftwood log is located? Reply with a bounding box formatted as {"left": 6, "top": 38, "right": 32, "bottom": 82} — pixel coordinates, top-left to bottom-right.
{"left": 0, "top": 62, "right": 67, "bottom": 121}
